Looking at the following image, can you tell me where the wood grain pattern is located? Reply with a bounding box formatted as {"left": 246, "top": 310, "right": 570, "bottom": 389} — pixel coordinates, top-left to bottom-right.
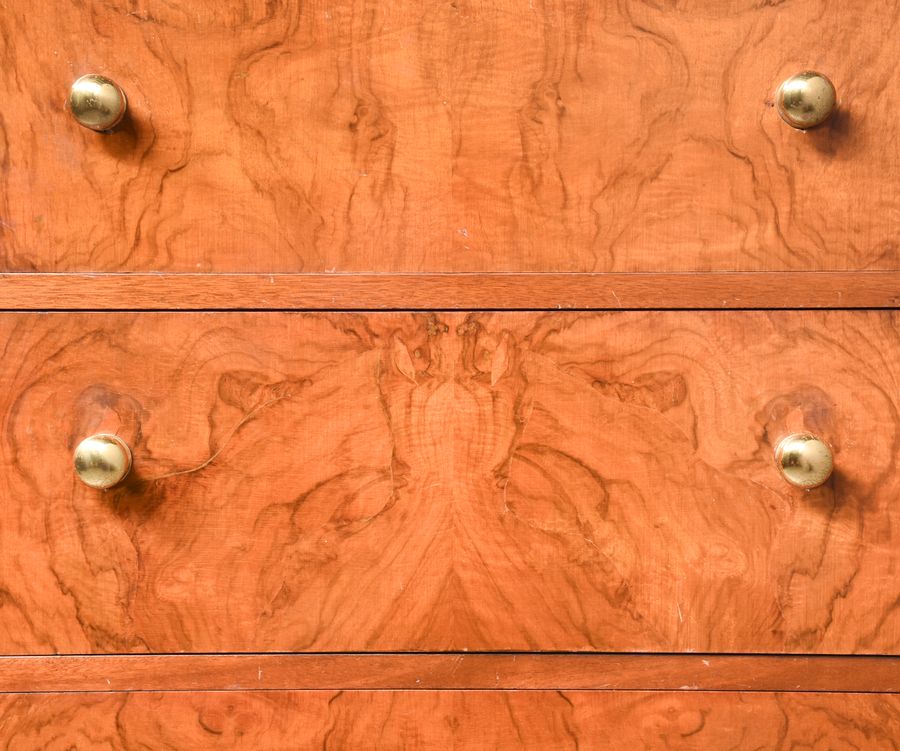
{"left": 1, "top": 691, "right": 899, "bottom": 749}
{"left": 2, "top": 1, "right": 899, "bottom": 272}
{"left": 1, "top": 311, "right": 898, "bottom": 654}
{"left": 2, "top": 654, "right": 899, "bottom": 693}
{"left": 2, "top": 272, "right": 899, "bottom": 310}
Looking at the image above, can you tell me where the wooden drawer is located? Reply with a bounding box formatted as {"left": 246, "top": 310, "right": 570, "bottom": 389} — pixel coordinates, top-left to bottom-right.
{"left": 1, "top": 311, "right": 898, "bottom": 653}
{"left": 1, "top": 690, "right": 898, "bottom": 748}
{"left": 2, "top": 1, "right": 898, "bottom": 273}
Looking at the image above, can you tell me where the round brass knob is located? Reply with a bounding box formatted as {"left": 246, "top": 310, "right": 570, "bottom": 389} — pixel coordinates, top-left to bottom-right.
{"left": 774, "top": 433, "right": 833, "bottom": 489}
{"left": 775, "top": 71, "right": 836, "bottom": 130}
{"left": 68, "top": 74, "right": 127, "bottom": 132}
{"left": 73, "top": 434, "right": 132, "bottom": 489}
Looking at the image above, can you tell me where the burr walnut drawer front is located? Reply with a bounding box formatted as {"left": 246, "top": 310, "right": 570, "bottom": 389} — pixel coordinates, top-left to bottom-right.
{"left": 2, "top": 0, "right": 898, "bottom": 273}
{"left": 2, "top": 691, "right": 899, "bottom": 749}
{"left": 1, "top": 311, "right": 898, "bottom": 654}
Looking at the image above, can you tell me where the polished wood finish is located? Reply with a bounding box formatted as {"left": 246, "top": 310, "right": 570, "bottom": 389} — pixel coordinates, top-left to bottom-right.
{"left": 2, "top": 654, "right": 898, "bottom": 693}
{"left": 2, "top": 272, "right": 899, "bottom": 310}
{"left": 1, "top": 691, "right": 899, "bottom": 748}
{"left": 2, "top": 1, "right": 898, "bottom": 273}
{"left": 3, "top": 0, "right": 896, "bottom": 740}
{"left": 1, "top": 311, "right": 898, "bottom": 654}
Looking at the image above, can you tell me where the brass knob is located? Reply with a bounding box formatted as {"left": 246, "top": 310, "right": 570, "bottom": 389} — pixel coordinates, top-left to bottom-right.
{"left": 775, "top": 71, "right": 836, "bottom": 130}
{"left": 68, "top": 74, "right": 127, "bottom": 132}
{"left": 775, "top": 433, "right": 834, "bottom": 489}
{"left": 73, "top": 434, "right": 132, "bottom": 489}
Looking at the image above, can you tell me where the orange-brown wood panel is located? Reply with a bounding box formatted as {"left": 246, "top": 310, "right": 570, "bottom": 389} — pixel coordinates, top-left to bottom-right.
{"left": 1, "top": 1, "right": 898, "bottom": 272}
{"left": 1, "top": 691, "right": 899, "bottom": 749}
{"left": 2, "top": 271, "right": 900, "bottom": 310}
{"left": 2, "top": 654, "right": 899, "bottom": 693}
{"left": 0, "top": 311, "right": 898, "bottom": 654}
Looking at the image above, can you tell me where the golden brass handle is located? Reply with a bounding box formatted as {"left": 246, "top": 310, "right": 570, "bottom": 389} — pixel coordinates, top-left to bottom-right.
{"left": 775, "top": 433, "right": 833, "bottom": 489}
{"left": 68, "top": 74, "right": 127, "bottom": 132}
{"left": 73, "top": 434, "right": 132, "bottom": 489}
{"left": 775, "top": 71, "right": 836, "bottom": 130}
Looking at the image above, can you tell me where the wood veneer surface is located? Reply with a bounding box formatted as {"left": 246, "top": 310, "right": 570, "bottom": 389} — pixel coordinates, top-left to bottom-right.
{"left": 1, "top": 311, "right": 897, "bottom": 654}
{"left": 1, "top": 272, "right": 899, "bottom": 310}
{"left": 2, "top": 1, "right": 898, "bottom": 272}
{"left": 1, "top": 654, "right": 898, "bottom": 693}
{"left": 1, "top": 691, "right": 899, "bottom": 749}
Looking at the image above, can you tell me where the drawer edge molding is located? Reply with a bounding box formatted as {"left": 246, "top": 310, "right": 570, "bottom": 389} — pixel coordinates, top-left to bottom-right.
{"left": 0, "top": 272, "right": 898, "bottom": 310}
{"left": 1, "top": 654, "right": 898, "bottom": 693}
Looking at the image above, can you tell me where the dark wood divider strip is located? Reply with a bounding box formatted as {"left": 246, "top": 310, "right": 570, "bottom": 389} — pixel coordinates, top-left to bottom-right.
{"left": 2, "top": 654, "right": 897, "bottom": 693}
{"left": 2, "top": 272, "right": 898, "bottom": 310}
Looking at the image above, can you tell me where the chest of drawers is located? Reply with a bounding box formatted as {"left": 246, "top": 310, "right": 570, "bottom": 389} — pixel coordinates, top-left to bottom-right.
{"left": 1, "top": 0, "right": 899, "bottom": 748}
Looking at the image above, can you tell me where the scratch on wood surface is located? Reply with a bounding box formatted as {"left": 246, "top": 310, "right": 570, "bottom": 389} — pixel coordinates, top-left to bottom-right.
{"left": 148, "top": 396, "right": 289, "bottom": 481}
